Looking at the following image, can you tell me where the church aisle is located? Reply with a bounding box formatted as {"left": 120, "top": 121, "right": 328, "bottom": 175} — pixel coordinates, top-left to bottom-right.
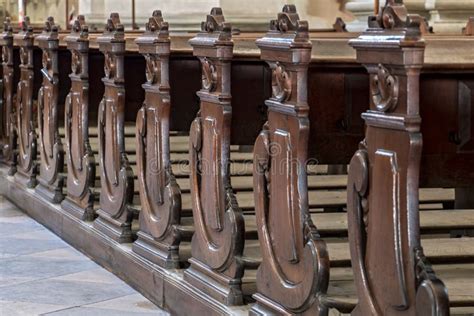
{"left": 0, "top": 196, "right": 168, "bottom": 316}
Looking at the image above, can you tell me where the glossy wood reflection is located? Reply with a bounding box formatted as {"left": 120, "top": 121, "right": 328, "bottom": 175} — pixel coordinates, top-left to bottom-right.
{"left": 61, "top": 15, "right": 96, "bottom": 221}
{"left": 36, "top": 17, "right": 65, "bottom": 203}
{"left": 94, "top": 13, "right": 135, "bottom": 243}
{"left": 14, "top": 17, "right": 38, "bottom": 188}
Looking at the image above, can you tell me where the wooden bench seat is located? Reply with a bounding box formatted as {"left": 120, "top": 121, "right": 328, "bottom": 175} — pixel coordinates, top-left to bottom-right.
{"left": 178, "top": 188, "right": 455, "bottom": 212}
{"left": 325, "top": 264, "right": 474, "bottom": 315}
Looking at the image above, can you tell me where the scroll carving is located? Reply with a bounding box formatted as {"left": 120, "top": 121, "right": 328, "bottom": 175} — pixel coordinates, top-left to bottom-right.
{"left": 251, "top": 5, "right": 330, "bottom": 315}
{"left": 132, "top": 10, "right": 183, "bottom": 269}
{"left": 14, "top": 16, "right": 37, "bottom": 188}
{"left": 62, "top": 15, "right": 96, "bottom": 220}
{"left": 184, "top": 8, "right": 246, "bottom": 306}
{"left": 348, "top": 1, "right": 449, "bottom": 314}
{"left": 271, "top": 62, "right": 291, "bottom": 102}
{"left": 370, "top": 64, "right": 399, "bottom": 112}
{"left": 0, "top": 18, "right": 17, "bottom": 174}
{"left": 36, "top": 17, "right": 65, "bottom": 203}
{"left": 94, "top": 13, "right": 134, "bottom": 243}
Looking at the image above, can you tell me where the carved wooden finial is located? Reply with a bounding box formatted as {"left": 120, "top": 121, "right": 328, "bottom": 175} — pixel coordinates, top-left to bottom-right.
{"left": 366, "top": 0, "right": 422, "bottom": 39}
{"left": 201, "top": 7, "right": 231, "bottom": 37}
{"left": 145, "top": 10, "right": 169, "bottom": 36}
{"left": 71, "top": 15, "right": 88, "bottom": 36}
{"left": 3, "top": 17, "right": 12, "bottom": 34}
{"left": 43, "top": 16, "right": 59, "bottom": 33}
{"left": 333, "top": 17, "right": 347, "bottom": 32}
{"left": 463, "top": 17, "right": 474, "bottom": 35}
{"left": 103, "top": 12, "right": 124, "bottom": 39}
{"left": 21, "top": 16, "right": 33, "bottom": 34}
{"left": 267, "top": 5, "right": 309, "bottom": 42}
{"left": 409, "top": 15, "right": 433, "bottom": 34}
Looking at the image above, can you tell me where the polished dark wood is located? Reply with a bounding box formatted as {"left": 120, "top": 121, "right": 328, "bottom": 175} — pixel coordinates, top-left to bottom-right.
{"left": 183, "top": 8, "right": 246, "bottom": 306}
{"left": 347, "top": 1, "right": 449, "bottom": 315}
{"left": 463, "top": 17, "right": 474, "bottom": 36}
{"left": 93, "top": 13, "right": 135, "bottom": 243}
{"left": 35, "top": 17, "right": 65, "bottom": 203}
{"left": 1, "top": 6, "right": 474, "bottom": 316}
{"left": 13, "top": 17, "right": 38, "bottom": 188}
{"left": 251, "top": 5, "right": 330, "bottom": 315}
{"left": 61, "top": 16, "right": 96, "bottom": 221}
{"left": 132, "top": 10, "right": 185, "bottom": 269}
{"left": 0, "top": 18, "right": 17, "bottom": 175}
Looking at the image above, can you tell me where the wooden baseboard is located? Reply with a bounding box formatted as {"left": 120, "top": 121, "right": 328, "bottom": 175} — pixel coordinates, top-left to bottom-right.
{"left": 0, "top": 167, "right": 249, "bottom": 316}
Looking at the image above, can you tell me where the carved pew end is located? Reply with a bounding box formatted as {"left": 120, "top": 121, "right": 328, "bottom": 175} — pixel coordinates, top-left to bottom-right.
{"left": 35, "top": 17, "right": 65, "bottom": 204}
{"left": 93, "top": 13, "right": 135, "bottom": 243}
{"left": 13, "top": 17, "right": 39, "bottom": 190}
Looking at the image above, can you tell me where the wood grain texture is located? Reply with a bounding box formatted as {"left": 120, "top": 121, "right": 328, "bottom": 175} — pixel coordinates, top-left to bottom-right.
{"left": 93, "top": 13, "right": 135, "bottom": 243}
{"left": 13, "top": 17, "right": 38, "bottom": 189}
{"left": 347, "top": 2, "right": 449, "bottom": 315}
{"left": 132, "top": 10, "right": 185, "bottom": 269}
{"left": 35, "top": 17, "right": 65, "bottom": 203}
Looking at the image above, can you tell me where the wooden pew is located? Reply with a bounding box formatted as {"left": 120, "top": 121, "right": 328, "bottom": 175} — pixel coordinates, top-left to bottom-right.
{"left": 131, "top": 10, "right": 191, "bottom": 269}
{"left": 251, "top": 5, "right": 330, "bottom": 314}
{"left": 182, "top": 8, "right": 250, "bottom": 306}
{"left": 346, "top": 1, "right": 448, "bottom": 314}
{"left": 61, "top": 16, "right": 96, "bottom": 221}
{"left": 0, "top": 6, "right": 473, "bottom": 316}
{"left": 35, "top": 17, "right": 65, "bottom": 203}
{"left": 0, "top": 18, "right": 17, "bottom": 175}
{"left": 13, "top": 16, "right": 38, "bottom": 188}
{"left": 93, "top": 13, "right": 135, "bottom": 243}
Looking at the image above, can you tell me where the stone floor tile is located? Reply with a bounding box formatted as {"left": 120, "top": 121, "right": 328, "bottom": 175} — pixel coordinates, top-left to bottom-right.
{"left": 0, "top": 275, "right": 38, "bottom": 288}
{"left": 0, "top": 196, "right": 167, "bottom": 315}
{"left": 0, "top": 279, "right": 135, "bottom": 306}
{"left": 85, "top": 293, "right": 163, "bottom": 313}
{"left": 50, "top": 268, "right": 125, "bottom": 284}
{"left": 10, "top": 229, "right": 63, "bottom": 241}
{"left": 0, "top": 300, "right": 68, "bottom": 316}
{"left": 0, "top": 256, "right": 98, "bottom": 280}
{"left": 44, "top": 306, "right": 168, "bottom": 316}
{"left": 0, "top": 220, "right": 45, "bottom": 237}
{"left": 0, "top": 237, "right": 68, "bottom": 257}
{"left": 27, "top": 248, "right": 89, "bottom": 261}
{"left": 0, "top": 207, "right": 26, "bottom": 217}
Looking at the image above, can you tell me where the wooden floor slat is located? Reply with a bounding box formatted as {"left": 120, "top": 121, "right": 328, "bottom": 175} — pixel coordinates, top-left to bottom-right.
{"left": 326, "top": 264, "right": 474, "bottom": 310}
{"left": 327, "top": 237, "right": 474, "bottom": 267}
{"left": 241, "top": 209, "right": 474, "bottom": 236}
{"left": 179, "top": 188, "right": 455, "bottom": 211}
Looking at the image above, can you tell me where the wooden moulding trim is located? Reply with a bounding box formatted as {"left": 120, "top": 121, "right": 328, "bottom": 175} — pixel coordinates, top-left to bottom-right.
{"left": 0, "top": 168, "right": 249, "bottom": 316}
{"left": 50, "top": 32, "right": 474, "bottom": 66}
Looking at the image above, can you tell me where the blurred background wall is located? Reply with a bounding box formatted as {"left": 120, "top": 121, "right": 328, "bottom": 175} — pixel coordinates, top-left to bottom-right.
{"left": 0, "top": 0, "right": 472, "bottom": 33}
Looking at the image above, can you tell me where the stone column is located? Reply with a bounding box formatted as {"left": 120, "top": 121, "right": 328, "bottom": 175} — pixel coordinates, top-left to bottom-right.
{"left": 78, "top": 0, "right": 106, "bottom": 29}
{"left": 77, "top": 0, "right": 352, "bottom": 31}
{"left": 426, "top": 0, "right": 474, "bottom": 33}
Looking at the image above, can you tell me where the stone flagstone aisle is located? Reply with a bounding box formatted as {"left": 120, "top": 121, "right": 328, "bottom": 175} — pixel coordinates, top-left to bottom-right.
{"left": 0, "top": 196, "right": 169, "bottom": 316}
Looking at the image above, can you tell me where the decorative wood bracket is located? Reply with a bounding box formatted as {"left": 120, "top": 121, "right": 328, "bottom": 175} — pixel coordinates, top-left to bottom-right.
{"left": 348, "top": 1, "right": 449, "bottom": 315}
{"left": 132, "top": 10, "right": 183, "bottom": 269}
{"left": 61, "top": 15, "right": 96, "bottom": 221}
{"left": 13, "top": 16, "right": 38, "bottom": 188}
{"left": 463, "top": 17, "right": 474, "bottom": 36}
{"left": 0, "top": 17, "right": 17, "bottom": 175}
{"left": 36, "top": 17, "right": 65, "bottom": 204}
{"left": 94, "top": 13, "right": 134, "bottom": 243}
{"left": 251, "top": 5, "right": 330, "bottom": 315}
{"left": 184, "top": 8, "right": 246, "bottom": 306}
